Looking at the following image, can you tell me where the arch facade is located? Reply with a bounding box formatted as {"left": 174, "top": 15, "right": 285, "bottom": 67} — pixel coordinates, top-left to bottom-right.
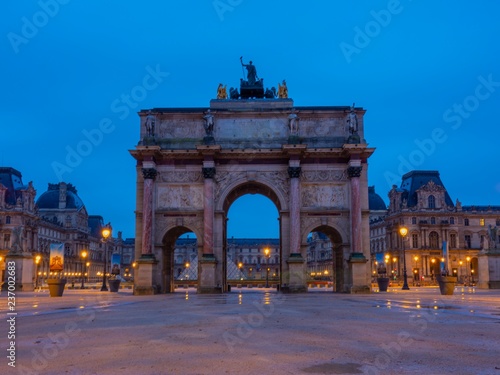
{"left": 131, "top": 98, "right": 374, "bottom": 294}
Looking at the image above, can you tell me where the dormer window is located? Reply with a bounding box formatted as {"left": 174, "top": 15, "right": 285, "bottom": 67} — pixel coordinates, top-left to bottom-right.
{"left": 428, "top": 195, "right": 436, "bottom": 209}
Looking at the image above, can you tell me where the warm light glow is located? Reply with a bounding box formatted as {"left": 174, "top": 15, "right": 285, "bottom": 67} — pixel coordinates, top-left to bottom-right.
{"left": 35, "top": 255, "right": 41, "bottom": 264}
{"left": 441, "top": 258, "right": 445, "bottom": 262}
{"left": 81, "top": 250, "right": 88, "bottom": 259}
{"left": 459, "top": 260, "right": 463, "bottom": 265}
{"left": 466, "top": 256, "right": 471, "bottom": 262}
{"left": 471, "top": 269, "right": 474, "bottom": 274}
{"left": 0, "top": 256, "right": 3, "bottom": 262}
{"left": 384, "top": 254, "right": 389, "bottom": 260}
{"left": 86, "top": 262, "right": 90, "bottom": 267}
{"left": 102, "top": 226, "right": 111, "bottom": 240}
{"left": 185, "top": 262, "right": 190, "bottom": 268}
{"left": 324, "top": 270, "right": 329, "bottom": 275}
{"left": 414, "top": 256, "right": 418, "bottom": 261}
{"left": 238, "top": 262, "right": 243, "bottom": 268}
{"left": 264, "top": 248, "right": 270, "bottom": 257}
{"left": 399, "top": 227, "right": 408, "bottom": 237}
{"left": 132, "top": 262, "right": 137, "bottom": 268}
{"left": 393, "top": 257, "right": 397, "bottom": 263}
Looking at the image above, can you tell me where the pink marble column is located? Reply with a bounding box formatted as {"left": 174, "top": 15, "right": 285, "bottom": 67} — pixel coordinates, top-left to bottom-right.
{"left": 288, "top": 166, "right": 301, "bottom": 254}
{"left": 348, "top": 165, "right": 362, "bottom": 253}
{"left": 141, "top": 168, "right": 157, "bottom": 255}
{"left": 202, "top": 167, "right": 216, "bottom": 255}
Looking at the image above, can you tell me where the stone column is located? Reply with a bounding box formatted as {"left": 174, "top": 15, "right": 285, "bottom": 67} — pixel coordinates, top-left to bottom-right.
{"left": 347, "top": 162, "right": 369, "bottom": 293}
{"left": 199, "top": 164, "right": 219, "bottom": 293}
{"left": 284, "top": 164, "right": 307, "bottom": 293}
{"left": 134, "top": 166, "right": 158, "bottom": 295}
{"left": 141, "top": 167, "right": 157, "bottom": 256}
{"left": 202, "top": 166, "right": 216, "bottom": 255}
{"left": 347, "top": 164, "right": 362, "bottom": 254}
{"left": 288, "top": 166, "right": 301, "bottom": 255}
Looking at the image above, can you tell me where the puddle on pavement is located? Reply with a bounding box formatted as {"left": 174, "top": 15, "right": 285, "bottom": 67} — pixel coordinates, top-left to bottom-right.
{"left": 301, "top": 362, "right": 363, "bottom": 374}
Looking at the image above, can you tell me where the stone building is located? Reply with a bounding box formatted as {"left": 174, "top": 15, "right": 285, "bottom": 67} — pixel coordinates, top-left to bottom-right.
{"left": 131, "top": 75, "right": 374, "bottom": 294}
{"left": 371, "top": 170, "right": 500, "bottom": 286}
{"left": 0, "top": 168, "right": 133, "bottom": 290}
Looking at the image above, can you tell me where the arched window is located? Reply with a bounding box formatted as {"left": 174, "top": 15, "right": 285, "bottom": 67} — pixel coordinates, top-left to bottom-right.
{"left": 428, "top": 195, "right": 436, "bottom": 209}
{"left": 429, "top": 231, "right": 439, "bottom": 249}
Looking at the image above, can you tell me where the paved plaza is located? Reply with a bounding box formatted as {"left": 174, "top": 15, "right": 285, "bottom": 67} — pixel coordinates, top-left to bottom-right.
{"left": 1, "top": 287, "right": 500, "bottom": 375}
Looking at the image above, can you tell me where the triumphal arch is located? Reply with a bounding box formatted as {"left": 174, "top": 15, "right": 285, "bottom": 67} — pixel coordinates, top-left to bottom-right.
{"left": 131, "top": 67, "right": 374, "bottom": 294}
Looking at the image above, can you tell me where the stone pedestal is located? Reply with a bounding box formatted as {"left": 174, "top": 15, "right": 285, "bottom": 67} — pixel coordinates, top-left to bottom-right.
{"left": 133, "top": 255, "right": 158, "bottom": 295}
{"left": 437, "top": 276, "right": 457, "bottom": 295}
{"left": 283, "top": 254, "right": 307, "bottom": 293}
{"left": 348, "top": 253, "right": 370, "bottom": 294}
{"left": 1, "top": 253, "right": 35, "bottom": 292}
{"left": 478, "top": 250, "right": 500, "bottom": 289}
{"left": 198, "top": 254, "right": 220, "bottom": 293}
{"left": 47, "top": 278, "right": 67, "bottom": 297}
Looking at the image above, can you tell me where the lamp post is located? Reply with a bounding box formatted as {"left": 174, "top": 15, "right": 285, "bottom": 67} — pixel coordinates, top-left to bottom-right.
{"left": 101, "top": 223, "right": 112, "bottom": 292}
{"left": 399, "top": 227, "right": 410, "bottom": 290}
{"left": 466, "top": 256, "right": 471, "bottom": 286}
{"left": 238, "top": 262, "right": 243, "bottom": 280}
{"left": 35, "top": 255, "right": 41, "bottom": 289}
{"left": 86, "top": 262, "right": 90, "bottom": 283}
{"left": 185, "top": 262, "right": 190, "bottom": 280}
{"left": 264, "top": 248, "right": 270, "bottom": 288}
{"left": 80, "top": 250, "right": 88, "bottom": 289}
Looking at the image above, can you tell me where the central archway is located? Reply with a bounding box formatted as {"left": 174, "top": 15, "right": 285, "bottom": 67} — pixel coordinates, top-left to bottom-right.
{"left": 215, "top": 180, "right": 286, "bottom": 292}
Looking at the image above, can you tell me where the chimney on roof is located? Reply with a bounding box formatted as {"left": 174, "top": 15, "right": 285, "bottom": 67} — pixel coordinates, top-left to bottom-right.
{"left": 59, "top": 182, "right": 67, "bottom": 209}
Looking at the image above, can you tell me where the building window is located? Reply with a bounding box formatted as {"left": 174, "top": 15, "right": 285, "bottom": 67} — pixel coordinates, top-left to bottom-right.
{"left": 465, "top": 235, "right": 471, "bottom": 248}
{"left": 450, "top": 234, "right": 457, "bottom": 249}
{"left": 464, "top": 218, "right": 469, "bottom": 226}
{"left": 429, "top": 231, "right": 439, "bottom": 248}
{"left": 431, "top": 217, "right": 436, "bottom": 225}
{"left": 450, "top": 217, "right": 455, "bottom": 225}
{"left": 4, "top": 234, "right": 10, "bottom": 248}
{"left": 411, "top": 217, "right": 416, "bottom": 225}
{"left": 479, "top": 218, "right": 485, "bottom": 226}
{"left": 412, "top": 234, "right": 418, "bottom": 248}
{"left": 6, "top": 216, "right": 11, "bottom": 224}
{"left": 428, "top": 195, "right": 436, "bottom": 209}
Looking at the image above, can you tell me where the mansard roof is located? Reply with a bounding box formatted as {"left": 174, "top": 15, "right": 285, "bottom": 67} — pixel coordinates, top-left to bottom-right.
{"left": 462, "top": 205, "right": 500, "bottom": 212}
{"left": 400, "top": 170, "right": 454, "bottom": 207}
{"left": 0, "top": 167, "right": 25, "bottom": 205}
{"left": 88, "top": 215, "right": 105, "bottom": 238}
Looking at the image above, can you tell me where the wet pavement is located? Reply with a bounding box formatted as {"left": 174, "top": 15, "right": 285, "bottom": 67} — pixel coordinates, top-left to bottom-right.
{"left": 1, "top": 286, "right": 500, "bottom": 375}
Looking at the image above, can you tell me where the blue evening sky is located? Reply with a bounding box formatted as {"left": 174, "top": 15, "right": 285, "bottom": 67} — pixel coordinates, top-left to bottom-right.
{"left": 2, "top": 1, "right": 499, "bottom": 239}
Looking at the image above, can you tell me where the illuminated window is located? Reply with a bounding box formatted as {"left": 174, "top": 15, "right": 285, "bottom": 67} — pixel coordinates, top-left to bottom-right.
{"left": 479, "top": 218, "right": 485, "bottom": 226}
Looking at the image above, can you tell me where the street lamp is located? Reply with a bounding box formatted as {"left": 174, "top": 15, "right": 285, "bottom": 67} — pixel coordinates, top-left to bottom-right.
{"left": 466, "top": 256, "right": 471, "bottom": 286}
{"left": 80, "top": 250, "right": 88, "bottom": 289}
{"left": 264, "top": 248, "right": 270, "bottom": 288}
{"left": 86, "top": 262, "right": 90, "bottom": 283}
{"left": 185, "top": 262, "right": 190, "bottom": 280}
{"left": 101, "top": 223, "right": 112, "bottom": 292}
{"left": 238, "top": 262, "right": 243, "bottom": 280}
{"left": 399, "top": 226, "right": 410, "bottom": 290}
{"left": 35, "top": 255, "right": 41, "bottom": 289}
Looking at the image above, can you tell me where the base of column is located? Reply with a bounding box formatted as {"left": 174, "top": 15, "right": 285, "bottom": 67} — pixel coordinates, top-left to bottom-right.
{"left": 133, "top": 255, "right": 159, "bottom": 296}
{"left": 284, "top": 253, "right": 307, "bottom": 293}
{"left": 348, "top": 252, "right": 371, "bottom": 294}
{"left": 2, "top": 253, "right": 35, "bottom": 292}
{"left": 198, "top": 254, "right": 220, "bottom": 294}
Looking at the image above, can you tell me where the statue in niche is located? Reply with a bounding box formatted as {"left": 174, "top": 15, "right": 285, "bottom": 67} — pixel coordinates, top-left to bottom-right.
{"left": 488, "top": 225, "right": 498, "bottom": 249}
{"left": 10, "top": 226, "right": 24, "bottom": 254}
{"left": 278, "top": 80, "right": 288, "bottom": 98}
{"left": 217, "top": 83, "right": 227, "bottom": 99}
{"left": 288, "top": 110, "right": 299, "bottom": 136}
{"left": 145, "top": 110, "right": 156, "bottom": 137}
{"left": 347, "top": 103, "right": 358, "bottom": 134}
{"left": 203, "top": 109, "right": 215, "bottom": 137}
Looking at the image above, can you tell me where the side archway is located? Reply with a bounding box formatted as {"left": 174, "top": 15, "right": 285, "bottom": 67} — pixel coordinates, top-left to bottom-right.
{"left": 303, "top": 224, "right": 346, "bottom": 292}
{"left": 160, "top": 226, "right": 202, "bottom": 293}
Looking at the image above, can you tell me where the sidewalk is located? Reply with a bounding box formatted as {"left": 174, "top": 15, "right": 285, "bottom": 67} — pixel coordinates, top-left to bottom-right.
{"left": 1, "top": 287, "right": 500, "bottom": 375}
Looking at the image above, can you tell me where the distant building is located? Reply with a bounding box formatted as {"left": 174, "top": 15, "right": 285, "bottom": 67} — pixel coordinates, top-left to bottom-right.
{"left": 371, "top": 170, "right": 500, "bottom": 285}
{"left": 0, "top": 167, "right": 133, "bottom": 289}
